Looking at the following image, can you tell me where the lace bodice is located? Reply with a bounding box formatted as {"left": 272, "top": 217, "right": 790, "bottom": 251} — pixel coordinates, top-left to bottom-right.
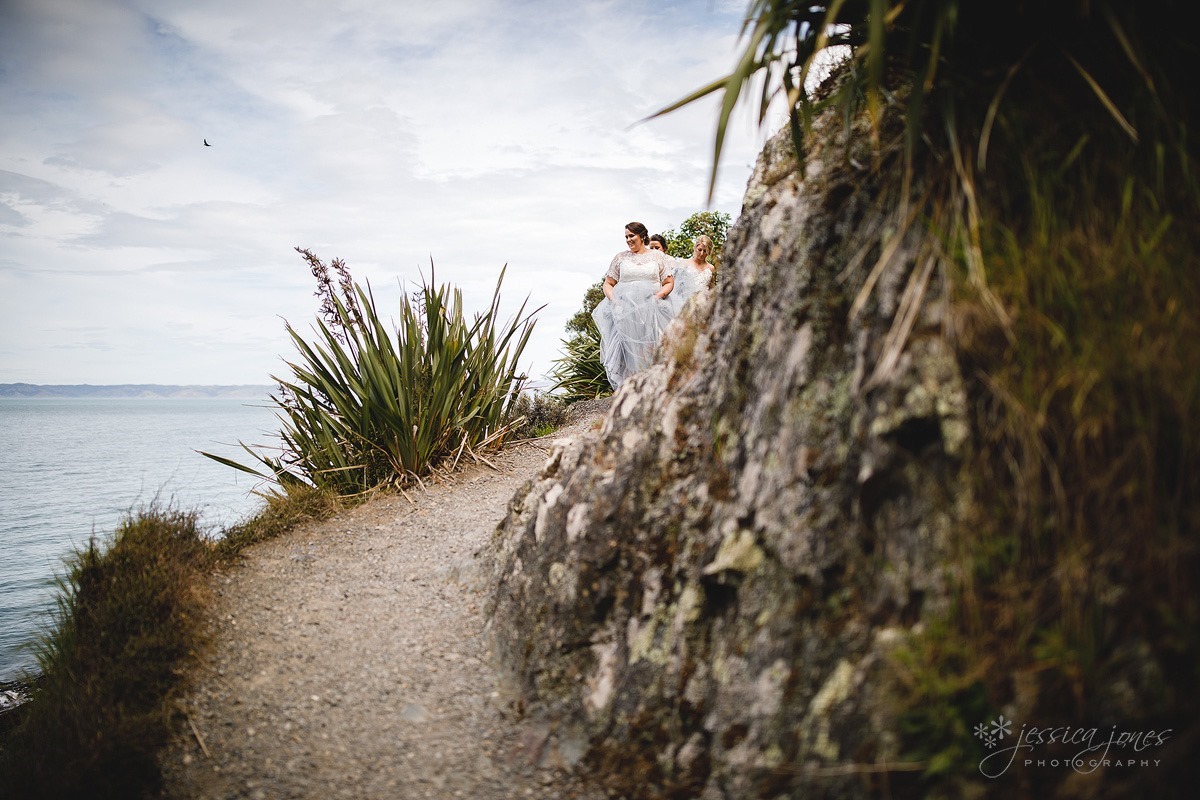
{"left": 605, "top": 249, "right": 674, "bottom": 284}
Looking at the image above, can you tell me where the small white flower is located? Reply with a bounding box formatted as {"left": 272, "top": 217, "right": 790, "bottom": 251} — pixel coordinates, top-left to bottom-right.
{"left": 991, "top": 714, "right": 1013, "bottom": 739}
{"left": 973, "top": 722, "right": 989, "bottom": 739}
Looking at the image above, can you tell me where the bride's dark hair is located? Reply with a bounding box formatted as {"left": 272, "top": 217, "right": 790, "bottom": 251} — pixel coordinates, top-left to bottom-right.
{"left": 624, "top": 221, "right": 649, "bottom": 245}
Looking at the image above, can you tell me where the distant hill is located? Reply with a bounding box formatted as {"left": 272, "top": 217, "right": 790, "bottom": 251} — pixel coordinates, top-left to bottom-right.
{"left": 0, "top": 383, "right": 274, "bottom": 399}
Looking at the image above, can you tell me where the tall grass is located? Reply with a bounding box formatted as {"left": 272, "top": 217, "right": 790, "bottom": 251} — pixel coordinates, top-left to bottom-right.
{"left": 215, "top": 483, "right": 342, "bottom": 557}
{"left": 958, "top": 153, "right": 1199, "bottom": 682}
{"left": 888, "top": 133, "right": 1200, "bottom": 789}
{"left": 0, "top": 488, "right": 344, "bottom": 799}
{"left": 208, "top": 250, "right": 540, "bottom": 496}
{"left": 0, "top": 508, "right": 211, "bottom": 800}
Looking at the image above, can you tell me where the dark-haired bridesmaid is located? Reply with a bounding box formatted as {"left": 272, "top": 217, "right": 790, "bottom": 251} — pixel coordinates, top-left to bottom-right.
{"left": 591, "top": 221, "right": 676, "bottom": 389}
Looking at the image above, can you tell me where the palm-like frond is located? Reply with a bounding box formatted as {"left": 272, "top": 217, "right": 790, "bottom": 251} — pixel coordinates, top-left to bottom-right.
{"left": 548, "top": 329, "right": 611, "bottom": 404}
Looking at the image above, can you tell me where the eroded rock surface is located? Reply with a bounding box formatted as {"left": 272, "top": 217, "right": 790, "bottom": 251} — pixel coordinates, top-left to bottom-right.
{"left": 486, "top": 121, "right": 970, "bottom": 798}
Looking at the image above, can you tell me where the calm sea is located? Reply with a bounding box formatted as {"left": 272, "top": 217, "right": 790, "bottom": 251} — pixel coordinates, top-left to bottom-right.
{"left": 0, "top": 397, "right": 280, "bottom": 682}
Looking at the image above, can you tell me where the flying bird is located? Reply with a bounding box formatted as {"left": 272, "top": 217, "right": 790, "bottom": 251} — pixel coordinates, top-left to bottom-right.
{"left": 203, "top": 139, "right": 211, "bottom": 146}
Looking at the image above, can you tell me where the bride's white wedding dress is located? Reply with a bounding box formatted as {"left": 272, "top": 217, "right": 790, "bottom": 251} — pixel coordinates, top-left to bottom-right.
{"left": 592, "top": 249, "right": 677, "bottom": 389}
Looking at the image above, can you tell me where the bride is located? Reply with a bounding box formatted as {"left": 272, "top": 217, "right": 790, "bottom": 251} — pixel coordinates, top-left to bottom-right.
{"left": 592, "top": 222, "right": 677, "bottom": 389}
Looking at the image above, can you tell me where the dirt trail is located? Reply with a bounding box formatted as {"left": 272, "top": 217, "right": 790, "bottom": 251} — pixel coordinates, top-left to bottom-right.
{"left": 160, "top": 409, "right": 610, "bottom": 800}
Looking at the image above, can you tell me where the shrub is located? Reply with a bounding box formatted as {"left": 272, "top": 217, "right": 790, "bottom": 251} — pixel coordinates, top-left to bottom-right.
{"left": 549, "top": 280, "right": 610, "bottom": 403}
{"left": 207, "top": 250, "right": 539, "bottom": 495}
{"left": 506, "top": 391, "right": 570, "bottom": 439}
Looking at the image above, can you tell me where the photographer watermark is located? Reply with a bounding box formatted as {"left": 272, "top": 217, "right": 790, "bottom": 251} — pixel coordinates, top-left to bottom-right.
{"left": 973, "top": 715, "right": 1172, "bottom": 778}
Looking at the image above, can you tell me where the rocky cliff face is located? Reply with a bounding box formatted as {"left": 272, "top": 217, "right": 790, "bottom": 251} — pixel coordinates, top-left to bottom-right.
{"left": 485, "top": 116, "right": 974, "bottom": 798}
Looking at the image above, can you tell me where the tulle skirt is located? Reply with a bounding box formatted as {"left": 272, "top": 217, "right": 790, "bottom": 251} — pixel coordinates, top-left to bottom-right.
{"left": 592, "top": 279, "right": 675, "bottom": 389}
{"left": 667, "top": 263, "right": 711, "bottom": 316}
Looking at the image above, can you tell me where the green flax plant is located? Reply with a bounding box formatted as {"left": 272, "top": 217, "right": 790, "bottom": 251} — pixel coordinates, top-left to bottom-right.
{"left": 548, "top": 280, "right": 610, "bottom": 403}
{"left": 549, "top": 325, "right": 611, "bottom": 403}
{"left": 208, "top": 250, "right": 539, "bottom": 495}
{"left": 664, "top": 0, "right": 1199, "bottom": 791}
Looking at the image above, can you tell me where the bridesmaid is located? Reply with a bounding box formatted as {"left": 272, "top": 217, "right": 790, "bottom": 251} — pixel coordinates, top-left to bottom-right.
{"left": 591, "top": 222, "right": 677, "bottom": 389}
{"left": 669, "top": 234, "right": 715, "bottom": 315}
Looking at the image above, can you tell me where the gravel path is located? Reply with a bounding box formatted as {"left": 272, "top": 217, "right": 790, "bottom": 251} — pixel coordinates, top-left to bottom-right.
{"left": 160, "top": 408, "right": 610, "bottom": 800}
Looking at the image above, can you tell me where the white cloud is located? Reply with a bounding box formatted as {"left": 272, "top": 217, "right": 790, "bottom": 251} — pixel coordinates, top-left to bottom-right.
{"left": 0, "top": 0, "right": 779, "bottom": 385}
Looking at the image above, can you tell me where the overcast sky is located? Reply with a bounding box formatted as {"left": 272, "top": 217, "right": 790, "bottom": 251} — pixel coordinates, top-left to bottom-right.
{"left": 0, "top": 0, "right": 780, "bottom": 386}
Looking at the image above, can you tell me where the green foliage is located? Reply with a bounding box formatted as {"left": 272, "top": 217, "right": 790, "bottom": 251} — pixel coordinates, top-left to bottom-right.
{"left": 891, "top": 619, "right": 994, "bottom": 779}
{"left": 565, "top": 281, "right": 605, "bottom": 339}
{"left": 551, "top": 280, "right": 611, "bottom": 403}
{"left": 0, "top": 507, "right": 211, "bottom": 800}
{"left": 661, "top": 210, "right": 732, "bottom": 266}
{"left": 0, "top": 489, "right": 347, "bottom": 798}
{"left": 956, "top": 159, "right": 1200, "bottom": 711}
{"left": 206, "top": 250, "right": 539, "bottom": 495}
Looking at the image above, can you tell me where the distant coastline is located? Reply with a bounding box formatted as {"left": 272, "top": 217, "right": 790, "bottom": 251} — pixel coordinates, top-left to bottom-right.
{"left": 0, "top": 383, "right": 274, "bottom": 399}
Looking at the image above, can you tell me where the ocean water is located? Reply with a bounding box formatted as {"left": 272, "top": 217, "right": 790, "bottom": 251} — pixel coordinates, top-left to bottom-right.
{"left": 0, "top": 397, "right": 281, "bottom": 682}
